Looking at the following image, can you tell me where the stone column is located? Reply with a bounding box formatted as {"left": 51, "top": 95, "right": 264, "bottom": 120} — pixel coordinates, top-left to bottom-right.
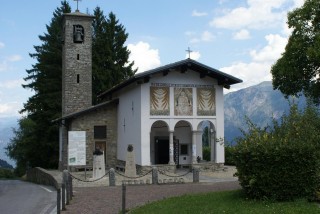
{"left": 192, "top": 131, "right": 197, "bottom": 164}
{"left": 169, "top": 131, "right": 175, "bottom": 164}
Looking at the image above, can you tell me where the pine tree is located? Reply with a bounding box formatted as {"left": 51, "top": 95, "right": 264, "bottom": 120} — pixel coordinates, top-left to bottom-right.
{"left": 92, "top": 7, "right": 136, "bottom": 104}
{"left": 6, "top": 1, "right": 71, "bottom": 174}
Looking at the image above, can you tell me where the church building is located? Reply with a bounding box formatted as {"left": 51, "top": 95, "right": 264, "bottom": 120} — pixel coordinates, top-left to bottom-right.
{"left": 57, "top": 10, "right": 242, "bottom": 171}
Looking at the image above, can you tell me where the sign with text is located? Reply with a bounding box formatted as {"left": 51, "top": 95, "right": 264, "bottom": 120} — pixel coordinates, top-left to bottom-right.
{"left": 68, "top": 131, "right": 86, "bottom": 166}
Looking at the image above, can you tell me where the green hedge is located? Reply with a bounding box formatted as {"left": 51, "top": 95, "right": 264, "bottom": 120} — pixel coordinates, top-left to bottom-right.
{"left": 234, "top": 104, "right": 320, "bottom": 201}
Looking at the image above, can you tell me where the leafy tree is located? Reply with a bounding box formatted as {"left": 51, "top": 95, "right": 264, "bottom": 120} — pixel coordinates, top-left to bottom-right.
{"left": 92, "top": 7, "right": 136, "bottom": 104}
{"left": 271, "top": 0, "right": 320, "bottom": 104}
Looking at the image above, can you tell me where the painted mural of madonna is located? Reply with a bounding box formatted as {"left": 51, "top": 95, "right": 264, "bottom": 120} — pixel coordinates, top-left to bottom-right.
{"left": 174, "top": 88, "right": 193, "bottom": 116}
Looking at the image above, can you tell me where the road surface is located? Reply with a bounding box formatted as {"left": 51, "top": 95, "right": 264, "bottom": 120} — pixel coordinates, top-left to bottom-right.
{"left": 0, "top": 180, "right": 56, "bottom": 214}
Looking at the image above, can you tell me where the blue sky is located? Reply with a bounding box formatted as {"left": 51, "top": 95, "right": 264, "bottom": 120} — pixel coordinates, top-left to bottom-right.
{"left": 0, "top": 0, "right": 304, "bottom": 118}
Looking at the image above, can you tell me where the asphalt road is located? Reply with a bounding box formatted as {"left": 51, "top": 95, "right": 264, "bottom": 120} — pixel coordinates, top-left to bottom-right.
{"left": 0, "top": 180, "right": 56, "bottom": 214}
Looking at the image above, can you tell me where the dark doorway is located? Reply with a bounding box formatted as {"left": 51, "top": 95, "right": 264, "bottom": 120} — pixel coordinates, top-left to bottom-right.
{"left": 155, "top": 138, "right": 169, "bottom": 164}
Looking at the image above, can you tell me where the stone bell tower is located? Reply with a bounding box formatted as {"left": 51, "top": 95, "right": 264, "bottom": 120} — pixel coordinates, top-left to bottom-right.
{"left": 62, "top": 11, "right": 94, "bottom": 116}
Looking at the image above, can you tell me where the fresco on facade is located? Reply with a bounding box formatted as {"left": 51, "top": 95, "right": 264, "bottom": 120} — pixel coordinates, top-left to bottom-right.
{"left": 197, "top": 87, "right": 216, "bottom": 116}
{"left": 174, "top": 88, "right": 193, "bottom": 116}
{"left": 150, "top": 87, "right": 170, "bottom": 115}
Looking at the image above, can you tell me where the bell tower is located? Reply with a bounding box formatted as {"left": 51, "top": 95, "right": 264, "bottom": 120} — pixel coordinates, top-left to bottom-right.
{"left": 62, "top": 11, "right": 94, "bottom": 116}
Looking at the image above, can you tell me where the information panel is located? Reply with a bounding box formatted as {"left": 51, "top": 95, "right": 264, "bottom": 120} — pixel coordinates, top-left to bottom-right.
{"left": 68, "top": 131, "right": 86, "bottom": 166}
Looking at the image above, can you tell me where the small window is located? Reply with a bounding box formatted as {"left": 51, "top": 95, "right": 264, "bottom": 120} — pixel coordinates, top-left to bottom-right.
{"left": 180, "top": 144, "right": 188, "bottom": 155}
{"left": 77, "top": 74, "right": 80, "bottom": 83}
{"left": 77, "top": 54, "right": 80, "bottom": 60}
{"left": 94, "top": 126, "right": 107, "bottom": 139}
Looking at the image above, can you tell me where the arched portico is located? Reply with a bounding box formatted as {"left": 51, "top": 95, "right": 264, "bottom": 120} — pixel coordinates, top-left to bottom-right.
{"left": 150, "top": 120, "right": 169, "bottom": 165}
{"left": 174, "top": 120, "right": 194, "bottom": 165}
{"left": 197, "top": 120, "right": 216, "bottom": 162}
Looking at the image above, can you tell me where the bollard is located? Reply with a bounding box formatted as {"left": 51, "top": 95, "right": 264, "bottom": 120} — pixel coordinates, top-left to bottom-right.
{"left": 69, "top": 175, "right": 73, "bottom": 200}
{"left": 57, "top": 188, "right": 61, "bottom": 214}
{"left": 122, "top": 183, "right": 126, "bottom": 214}
{"left": 152, "top": 167, "right": 158, "bottom": 184}
{"left": 62, "top": 183, "right": 66, "bottom": 211}
{"left": 109, "top": 168, "right": 115, "bottom": 186}
{"left": 193, "top": 167, "right": 199, "bottom": 183}
{"left": 63, "top": 170, "right": 70, "bottom": 205}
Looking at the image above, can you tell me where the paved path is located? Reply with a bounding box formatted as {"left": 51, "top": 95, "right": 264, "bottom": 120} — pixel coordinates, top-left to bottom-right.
{"left": 61, "top": 166, "right": 239, "bottom": 214}
{"left": 62, "top": 181, "right": 240, "bottom": 214}
{"left": 0, "top": 180, "right": 56, "bottom": 214}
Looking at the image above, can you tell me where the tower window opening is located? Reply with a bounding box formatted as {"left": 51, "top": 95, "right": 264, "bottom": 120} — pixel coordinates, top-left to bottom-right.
{"left": 77, "top": 54, "right": 80, "bottom": 60}
{"left": 77, "top": 74, "right": 80, "bottom": 83}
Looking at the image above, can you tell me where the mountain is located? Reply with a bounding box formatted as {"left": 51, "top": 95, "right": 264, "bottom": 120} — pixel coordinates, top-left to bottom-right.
{"left": 0, "top": 159, "right": 13, "bottom": 169}
{"left": 224, "top": 81, "right": 306, "bottom": 144}
{"left": 0, "top": 116, "right": 18, "bottom": 167}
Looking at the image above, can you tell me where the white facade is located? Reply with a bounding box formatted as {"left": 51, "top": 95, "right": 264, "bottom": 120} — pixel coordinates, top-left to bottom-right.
{"left": 113, "top": 67, "right": 227, "bottom": 166}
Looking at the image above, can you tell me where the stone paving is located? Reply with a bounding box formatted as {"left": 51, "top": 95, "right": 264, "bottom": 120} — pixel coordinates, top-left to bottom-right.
{"left": 61, "top": 166, "right": 240, "bottom": 214}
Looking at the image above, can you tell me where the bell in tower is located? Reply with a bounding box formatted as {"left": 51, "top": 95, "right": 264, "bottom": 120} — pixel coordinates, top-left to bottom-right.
{"left": 73, "top": 25, "right": 84, "bottom": 43}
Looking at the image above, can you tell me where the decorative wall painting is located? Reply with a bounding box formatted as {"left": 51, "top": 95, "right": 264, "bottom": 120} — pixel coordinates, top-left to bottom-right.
{"left": 197, "top": 87, "right": 216, "bottom": 116}
{"left": 150, "top": 87, "right": 170, "bottom": 115}
{"left": 174, "top": 88, "right": 193, "bottom": 116}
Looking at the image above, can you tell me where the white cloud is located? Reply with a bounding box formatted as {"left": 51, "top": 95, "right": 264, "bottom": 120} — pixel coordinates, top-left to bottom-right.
{"left": 128, "top": 41, "right": 161, "bottom": 73}
{"left": 0, "top": 79, "right": 24, "bottom": 89}
{"left": 0, "top": 55, "right": 22, "bottom": 72}
{"left": 250, "top": 34, "right": 287, "bottom": 63}
{"left": 186, "top": 51, "right": 201, "bottom": 61}
{"left": 233, "top": 29, "right": 251, "bottom": 40}
{"left": 210, "top": 0, "right": 289, "bottom": 29}
{"left": 201, "top": 31, "right": 215, "bottom": 42}
{"left": 221, "top": 61, "right": 271, "bottom": 92}
{"left": 188, "top": 31, "right": 215, "bottom": 43}
{"left": 0, "top": 102, "right": 20, "bottom": 117}
{"left": 192, "top": 10, "right": 208, "bottom": 17}
{"left": 222, "top": 33, "right": 287, "bottom": 92}
{"left": 7, "top": 55, "right": 22, "bottom": 62}
{"left": 0, "top": 42, "right": 4, "bottom": 49}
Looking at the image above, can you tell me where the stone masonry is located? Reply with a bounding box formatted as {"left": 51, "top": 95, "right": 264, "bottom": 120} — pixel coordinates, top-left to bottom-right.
{"left": 62, "top": 12, "right": 94, "bottom": 116}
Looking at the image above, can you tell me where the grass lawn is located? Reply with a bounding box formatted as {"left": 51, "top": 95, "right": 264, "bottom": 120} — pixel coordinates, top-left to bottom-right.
{"left": 129, "top": 190, "right": 319, "bottom": 214}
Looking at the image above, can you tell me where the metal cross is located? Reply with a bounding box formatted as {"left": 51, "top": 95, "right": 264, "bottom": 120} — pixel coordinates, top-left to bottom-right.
{"left": 74, "top": 0, "right": 81, "bottom": 12}
{"left": 186, "top": 47, "right": 192, "bottom": 59}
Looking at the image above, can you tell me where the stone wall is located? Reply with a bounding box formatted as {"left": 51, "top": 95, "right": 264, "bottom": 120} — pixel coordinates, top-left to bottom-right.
{"left": 61, "top": 102, "right": 118, "bottom": 170}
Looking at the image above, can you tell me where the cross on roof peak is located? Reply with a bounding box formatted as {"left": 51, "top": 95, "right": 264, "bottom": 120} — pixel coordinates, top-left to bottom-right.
{"left": 186, "top": 47, "right": 192, "bottom": 59}
{"left": 74, "top": 0, "right": 81, "bottom": 12}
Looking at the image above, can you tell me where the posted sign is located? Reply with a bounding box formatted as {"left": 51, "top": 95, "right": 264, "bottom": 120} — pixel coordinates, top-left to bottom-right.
{"left": 68, "top": 131, "right": 86, "bottom": 166}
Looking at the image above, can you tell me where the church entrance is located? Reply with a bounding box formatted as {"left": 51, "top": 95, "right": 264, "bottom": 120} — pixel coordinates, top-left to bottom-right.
{"left": 154, "top": 137, "right": 169, "bottom": 164}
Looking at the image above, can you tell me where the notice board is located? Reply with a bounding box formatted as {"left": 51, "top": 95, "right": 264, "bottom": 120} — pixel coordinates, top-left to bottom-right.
{"left": 68, "top": 131, "right": 86, "bottom": 166}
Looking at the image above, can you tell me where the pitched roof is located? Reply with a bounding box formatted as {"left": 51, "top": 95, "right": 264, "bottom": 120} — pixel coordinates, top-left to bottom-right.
{"left": 99, "top": 58, "right": 242, "bottom": 99}
{"left": 53, "top": 99, "right": 119, "bottom": 122}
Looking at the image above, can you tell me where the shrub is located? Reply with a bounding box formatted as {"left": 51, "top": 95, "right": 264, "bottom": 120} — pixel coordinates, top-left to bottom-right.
{"left": 202, "top": 146, "right": 210, "bottom": 161}
{"left": 224, "top": 145, "right": 236, "bottom": 165}
{"left": 234, "top": 104, "right": 320, "bottom": 201}
{"left": 0, "top": 168, "right": 15, "bottom": 179}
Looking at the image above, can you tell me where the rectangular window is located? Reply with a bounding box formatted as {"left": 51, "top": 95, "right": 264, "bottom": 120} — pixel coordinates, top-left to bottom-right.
{"left": 94, "top": 126, "right": 107, "bottom": 139}
{"left": 77, "top": 74, "right": 80, "bottom": 83}
{"left": 77, "top": 54, "right": 80, "bottom": 60}
{"left": 180, "top": 144, "right": 188, "bottom": 155}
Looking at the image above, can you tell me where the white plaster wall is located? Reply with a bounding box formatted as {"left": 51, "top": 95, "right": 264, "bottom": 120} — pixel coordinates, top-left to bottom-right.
{"left": 215, "top": 85, "right": 225, "bottom": 163}
{"left": 116, "top": 84, "right": 142, "bottom": 164}
{"left": 117, "top": 69, "right": 226, "bottom": 166}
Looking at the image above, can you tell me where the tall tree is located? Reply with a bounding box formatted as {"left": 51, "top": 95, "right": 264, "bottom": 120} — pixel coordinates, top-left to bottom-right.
{"left": 6, "top": 1, "right": 71, "bottom": 174}
{"left": 271, "top": 0, "right": 320, "bottom": 104}
{"left": 6, "top": 3, "right": 136, "bottom": 174}
{"left": 92, "top": 7, "right": 136, "bottom": 103}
